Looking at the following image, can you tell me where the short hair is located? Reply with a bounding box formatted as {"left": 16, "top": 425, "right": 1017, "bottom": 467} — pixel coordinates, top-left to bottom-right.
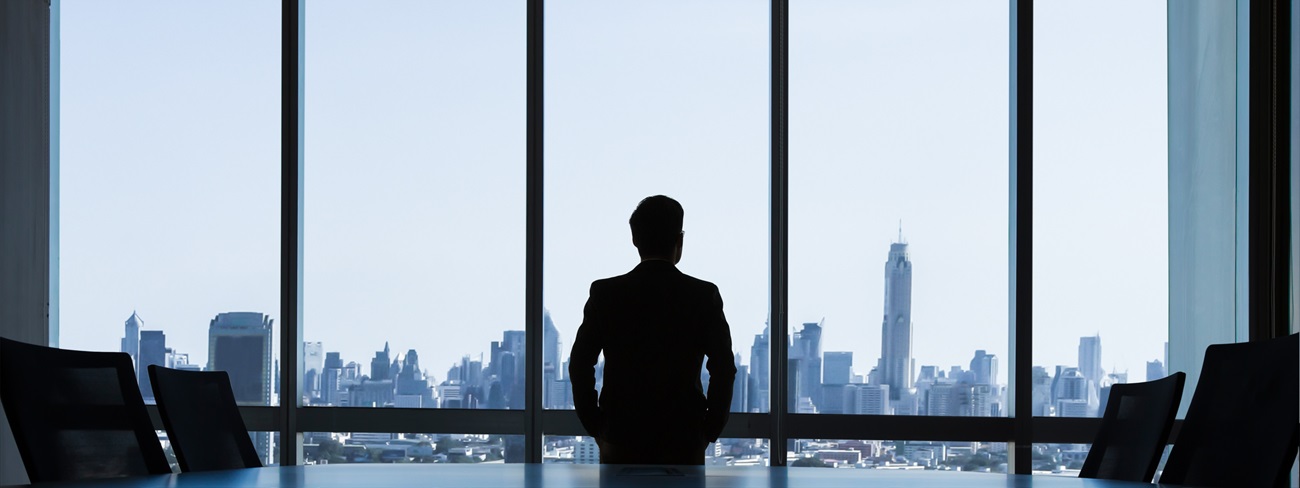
{"left": 629, "top": 195, "right": 684, "bottom": 257}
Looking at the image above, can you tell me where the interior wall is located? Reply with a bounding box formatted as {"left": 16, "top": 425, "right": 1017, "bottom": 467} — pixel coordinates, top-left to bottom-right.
{"left": 0, "top": 0, "right": 52, "bottom": 484}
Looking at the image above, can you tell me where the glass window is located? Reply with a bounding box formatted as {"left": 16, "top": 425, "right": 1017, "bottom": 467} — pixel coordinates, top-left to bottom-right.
{"left": 305, "top": 433, "right": 522, "bottom": 464}
{"left": 1032, "top": 1, "right": 1168, "bottom": 417}
{"left": 787, "top": 438, "right": 1008, "bottom": 472}
{"left": 544, "top": 436, "right": 763, "bottom": 465}
{"left": 302, "top": 0, "right": 526, "bottom": 409}
{"left": 788, "top": 0, "right": 1009, "bottom": 417}
{"left": 543, "top": 0, "right": 770, "bottom": 414}
{"left": 58, "top": 0, "right": 281, "bottom": 406}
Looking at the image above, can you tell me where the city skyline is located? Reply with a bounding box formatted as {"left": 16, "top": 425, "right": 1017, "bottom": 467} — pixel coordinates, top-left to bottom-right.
{"left": 106, "top": 235, "right": 1166, "bottom": 415}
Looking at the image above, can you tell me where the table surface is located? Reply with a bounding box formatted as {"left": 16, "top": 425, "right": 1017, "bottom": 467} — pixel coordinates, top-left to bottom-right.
{"left": 4, "top": 464, "right": 1191, "bottom": 488}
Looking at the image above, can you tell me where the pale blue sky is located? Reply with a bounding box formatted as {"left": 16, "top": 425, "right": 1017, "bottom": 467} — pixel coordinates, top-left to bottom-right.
{"left": 57, "top": 0, "right": 1169, "bottom": 408}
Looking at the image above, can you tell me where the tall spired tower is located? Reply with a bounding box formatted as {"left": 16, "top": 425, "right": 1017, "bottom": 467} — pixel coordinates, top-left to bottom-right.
{"left": 877, "top": 229, "right": 914, "bottom": 401}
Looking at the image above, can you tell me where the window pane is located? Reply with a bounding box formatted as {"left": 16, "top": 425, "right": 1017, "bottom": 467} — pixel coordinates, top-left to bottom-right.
{"left": 305, "top": 433, "right": 523, "bottom": 464}
{"left": 789, "top": 0, "right": 1009, "bottom": 416}
{"left": 303, "top": 0, "right": 526, "bottom": 409}
{"left": 58, "top": 0, "right": 281, "bottom": 405}
{"left": 544, "top": 436, "right": 765, "bottom": 466}
{"left": 543, "top": 0, "right": 770, "bottom": 416}
{"left": 788, "top": 439, "right": 1008, "bottom": 472}
{"left": 1032, "top": 1, "right": 1168, "bottom": 417}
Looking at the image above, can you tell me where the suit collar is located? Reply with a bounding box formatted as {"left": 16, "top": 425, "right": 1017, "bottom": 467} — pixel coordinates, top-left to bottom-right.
{"left": 632, "top": 259, "right": 680, "bottom": 274}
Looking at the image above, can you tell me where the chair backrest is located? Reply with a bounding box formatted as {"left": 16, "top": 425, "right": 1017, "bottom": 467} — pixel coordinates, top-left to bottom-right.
{"left": 148, "top": 365, "right": 262, "bottom": 471}
{"left": 1078, "top": 371, "right": 1185, "bottom": 482}
{"left": 0, "top": 337, "right": 172, "bottom": 482}
{"left": 1159, "top": 333, "right": 1299, "bottom": 487}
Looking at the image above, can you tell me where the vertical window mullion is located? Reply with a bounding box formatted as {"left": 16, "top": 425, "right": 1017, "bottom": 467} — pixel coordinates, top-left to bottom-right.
{"left": 280, "top": 0, "right": 304, "bottom": 467}
{"left": 525, "top": 0, "right": 545, "bottom": 464}
{"left": 770, "top": 0, "right": 790, "bottom": 467}
{"left": 1010, "top": 0, "right": 1033, "bottom": 474}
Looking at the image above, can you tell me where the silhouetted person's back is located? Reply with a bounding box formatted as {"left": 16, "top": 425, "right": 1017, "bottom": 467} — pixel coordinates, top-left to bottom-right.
{"left": 569, "top": 195, "right": 736, "bottom": 465}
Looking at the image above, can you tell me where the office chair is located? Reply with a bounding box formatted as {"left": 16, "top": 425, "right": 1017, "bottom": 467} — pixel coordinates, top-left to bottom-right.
{"left": 1079, "top": 371, "right": 1185, "bottom": 482}
{"left": 0, "top": 337, "right": 172, "bottom": 482}
{"left": 1159, "top": 333, "right": 1299, "bottom": 487}
{"left": 148, "top": 365, "right": 263, "bottom": 471}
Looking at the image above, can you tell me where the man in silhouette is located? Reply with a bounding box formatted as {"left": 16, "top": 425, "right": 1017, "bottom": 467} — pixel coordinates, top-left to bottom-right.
{"left": 569, "top": 195, "right": 737, "bottom": 465}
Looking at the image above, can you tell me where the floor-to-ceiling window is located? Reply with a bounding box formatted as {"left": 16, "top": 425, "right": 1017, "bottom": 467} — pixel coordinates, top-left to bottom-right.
{"left": 57, "top": 0, "right": 282, "bottom": 465}
{"left": 785, "top": 0, "right": 1010, "bottom": 471}
{"left": 43, "top": 0, "right": 1276, "bottom": 473}
{"left": 542, "top": 0, "right": 770, "bottom": 464}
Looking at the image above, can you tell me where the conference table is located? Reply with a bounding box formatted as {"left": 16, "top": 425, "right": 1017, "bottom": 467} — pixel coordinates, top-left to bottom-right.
{"left": 5, "top": 464, "right": 1191, "bottom": 488}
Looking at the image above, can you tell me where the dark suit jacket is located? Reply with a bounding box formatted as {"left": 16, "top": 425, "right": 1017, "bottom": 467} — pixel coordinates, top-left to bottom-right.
{"left": 568, "top": 260, "right": 737, "bottom": 465}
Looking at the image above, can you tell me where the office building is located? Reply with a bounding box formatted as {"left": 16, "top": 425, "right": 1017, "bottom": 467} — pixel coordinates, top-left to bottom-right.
{"left": 878, "top": 236, "right": 914, "bottom": 401}
{"left": 1146, "top": 359, "right": 1166, "bottom": 382}
{"left": 120, "top": 311, "right": 142, "bottom": 364}
{"left": 970, "top": 349, "right": 998, "bottom": 386}
{"left": 823, "top": 351, "right": 852, "bottom": 386}
{"left": 208, "top": 312, "right": 274, "bottom": 405}
{"left": 207, "top": 311, "right": 274, "bottom": 464}
{"left": 1078, "top": 335, "right": 1103, "bottom": 387}
{"left": 137, "top": 330, "right": 166, "bottom": 400}
{"left": 303, "top": 341, "right": 323, "bottom": 399}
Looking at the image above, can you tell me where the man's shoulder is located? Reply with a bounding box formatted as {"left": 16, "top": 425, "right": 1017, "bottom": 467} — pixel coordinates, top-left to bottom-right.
{"left": 676, "top": 271, "right": 719, "bottom": 293}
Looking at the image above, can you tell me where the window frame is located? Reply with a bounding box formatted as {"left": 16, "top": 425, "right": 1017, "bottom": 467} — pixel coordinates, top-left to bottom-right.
{"left": 43, "top": 0, "right": 1291, "bottom": 474}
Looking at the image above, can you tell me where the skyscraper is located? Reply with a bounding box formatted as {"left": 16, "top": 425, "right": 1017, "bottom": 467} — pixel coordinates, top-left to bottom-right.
{"left": 823, "top": 351, "right": 853, "bottom": 386}
{"left": 208, "top": 312, "right": 274, "bottom": 405}
{"left": 1078, "top": 334, "right": 1102, "bottom": 386}
{"left": 137, "top": 330, "right": 166, "bottom": 400}
{"left": 748, "top": 322, "right": 770, "bottom": 412}
{"left": 878, "top": 235, "right": 914, "bottom": 401}
{"left": 793, "top": 321, "right": 823, "bottom": 407}
{"left": 542, "top": 311, "right": 563, "bottom": 409}
{"left": 370, "top": 342, "right": 392, "bottom": 381}
{"left": 303, "top": 341, "right": 324, "bottom": 399}
{"left": 121, "top": 311, "right": 142, "bottom": 364}
{"left": 543, "top": 310, "right": 562, "bottom": 381}
{"left": 1145, "top": 359, "right": 1166, "bottom": 382}
{"left": 207, "top": 312, "right": 274, "bottom": 464}
{"left": 969, "top": 349, "right": 998, "bottom": 386}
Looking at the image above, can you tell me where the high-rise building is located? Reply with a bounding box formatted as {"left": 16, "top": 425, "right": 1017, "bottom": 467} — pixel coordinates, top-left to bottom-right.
{"left": 500, "top": 330, "right": 526, "bottom": 408}
{"left": 732, "top": 358, "right": 749, "bottom": 413}
{"left": 1146, "top": 359, "right": 1166, "bottom": 382}
{"left": 969, "top": 350, "right": 998, "bottom": 386}
{"left": 878, "top": 235, "right": 914, "bottom": 401}
{"left": 543, "top": 310, "right": 562, "bottom": 381}
{"left": 137, "top": 330, "right": 166, "bottom": 400}
{"left": 793, "top": 321, "right": 823, "bottom": 408}
{"left": 303, "top": 341, "right": 324, "bottom": 398}
{"left": 852, "top": 384, "right": 892, "bottom": 415}
{"left": 207, "top": 311, "right": 274, "bottom": 463}
{"left": 370, "top": 342, "right": 392, "bottom": 381}
{"left": 321, "top": 351, "right": 343, "bottom": 406}
{"left": 1030, "top": 366, "right": 1053, "bottom": 416}
{"left": 1078, "top": 335, "right": 1103, "bottom": 386}
{"left": 748, "top": 322, "right": 770, "bottom": 412}
{"left": 1052, "top": 367, "right": 1097, "bottom": 417}
{"left": 121, "top": 311, "right": 142, "bottom": 364}
{"left": 823, "top": 351, "right": 853, "bottom": 386}
{"left": 208, "top": 312, "right": 274, "bottom": 405}
{"left": 542, "top": 312, "right": 564, "bottom": 410}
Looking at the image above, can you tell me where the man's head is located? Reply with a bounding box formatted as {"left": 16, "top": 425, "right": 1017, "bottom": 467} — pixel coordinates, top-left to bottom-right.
{"left": 629, "top": 195, "right": 684, "bottom": 263}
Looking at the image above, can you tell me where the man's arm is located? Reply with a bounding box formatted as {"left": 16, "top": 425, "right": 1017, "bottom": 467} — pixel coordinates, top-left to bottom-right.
{"left": 568, "top": 283, "right": 605, "bottom": 439}
{"left": 702, "top": 284, "right": 736, "bottom": 443}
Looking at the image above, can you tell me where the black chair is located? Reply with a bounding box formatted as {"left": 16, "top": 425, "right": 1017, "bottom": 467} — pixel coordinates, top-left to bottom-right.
{"left": 1078, "top": 371, "right": 1185, "bottom": 482}
{"left": 148, "top": 365, "right": 262, "bottom": 471}
{"left": 0, "top": 337, "right": 172, "bottom": 482}
{"left": 1159, "top": 333, "right": 1299, "bottom": 487}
